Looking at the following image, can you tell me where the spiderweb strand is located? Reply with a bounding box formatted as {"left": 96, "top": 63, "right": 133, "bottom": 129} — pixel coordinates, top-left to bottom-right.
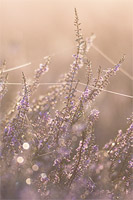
{"left": 1, "top": 82, "right": 133, "bottom": 99}
{"left": 2, "top": 47, "right": 74, "bottom": 73}
{"left": 77, "top": 84, "right": 133, "bottom": 99}
{"left": 3, "top": 62, "right": 32, "bottom": 73}
{"left": 43, "top": 46, "right": 74, "bottom": 59}
{"left": 2, "top": 44, "right": 132, "bottom": 81}
{"left": 92, "top": 44, "right": 133, "bottom": 81}
{"left": 1, "top": 43, "right": 132, "bottom": 99}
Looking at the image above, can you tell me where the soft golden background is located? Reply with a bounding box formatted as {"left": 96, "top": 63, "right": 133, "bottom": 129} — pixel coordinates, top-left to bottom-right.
{"left": 0, "top": 0, "right": 132, "bottom": 147}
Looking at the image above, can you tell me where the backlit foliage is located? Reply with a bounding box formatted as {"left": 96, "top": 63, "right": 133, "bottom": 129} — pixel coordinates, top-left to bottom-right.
{"left": 0, "top": 9, "right": 132, "bottom": 200}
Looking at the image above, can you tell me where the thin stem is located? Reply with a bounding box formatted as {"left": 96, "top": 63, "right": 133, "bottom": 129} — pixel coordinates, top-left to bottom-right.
{"left": 37, "top": 150, "right": 55, "bottom": 157}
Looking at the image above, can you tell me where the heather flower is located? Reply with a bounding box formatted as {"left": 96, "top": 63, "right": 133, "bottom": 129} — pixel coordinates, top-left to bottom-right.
{"left": 29, "top": 56, "right": 50, "bottom": 93}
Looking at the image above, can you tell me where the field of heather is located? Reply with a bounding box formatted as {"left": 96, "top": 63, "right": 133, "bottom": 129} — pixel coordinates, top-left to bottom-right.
{"left": 0, "top": 0, "right": 132, "bottom": 199}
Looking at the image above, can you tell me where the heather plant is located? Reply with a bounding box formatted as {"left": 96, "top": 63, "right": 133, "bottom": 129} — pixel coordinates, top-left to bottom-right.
{"left": 104, "top": 113, "right": 133, "bottom": 199}
{"left": 0, "top": 61, "right": 8, "bottom": 101}
{"left": 0, "top": 9, "right": 132, "bottom": 200}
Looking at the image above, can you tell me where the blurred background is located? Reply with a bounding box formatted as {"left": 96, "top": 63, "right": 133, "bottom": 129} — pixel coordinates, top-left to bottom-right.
{"left": 0, "top": 0, "right": 132, "bottom": 147}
